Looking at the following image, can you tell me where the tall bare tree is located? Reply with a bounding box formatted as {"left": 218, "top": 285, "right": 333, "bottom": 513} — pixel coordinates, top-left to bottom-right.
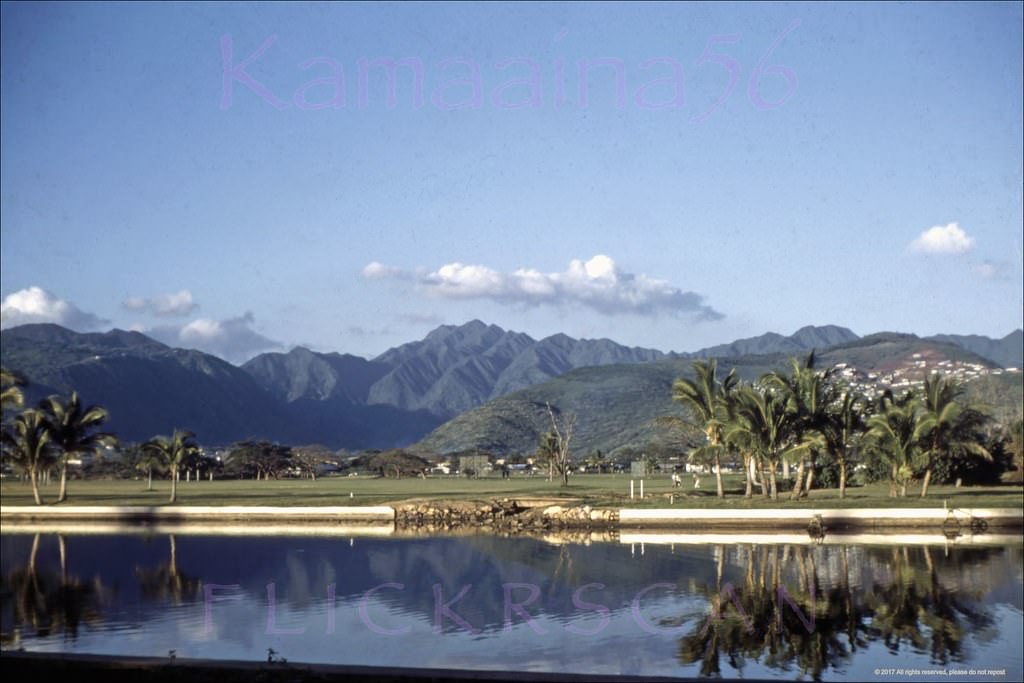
{"left": 546, "top": 403, "right": 577, "bottom": 487}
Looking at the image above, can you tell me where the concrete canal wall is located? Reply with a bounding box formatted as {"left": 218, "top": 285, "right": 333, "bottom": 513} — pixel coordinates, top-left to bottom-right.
{"left": 0, "top": 505, "right": 395, "bottom": 524}
{"left": 2, "top": 503, "right": 1021, "bottom": 532}
{"left": 616, "top": 506, "right": 1024, "bottom": 530}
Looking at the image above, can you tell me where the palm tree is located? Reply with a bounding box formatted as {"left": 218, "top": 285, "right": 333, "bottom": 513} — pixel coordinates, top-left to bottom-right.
{"left": 727, "top": 384, "right": 797, "bottom": 499}
{"left": 824, "top": 390, "right": 868, "bottom": 499}
{"left": 132, "top": 444, "right": 162, "bottom": 491}
{"left": 718, "top": 382, "right": 763, "bottom": 498}
{"left": 40, "top": 392, "right": 116, "bottom": 503}
{"left": 915, "top": 373, "right": 991, "bottom": 497}
{"left": 766, "top": 352, "right": 836, "bottom": 499}
{"left": 867, "top": 391, "right": 920, "bottom": 497}
{"left": 673, "top": 360, "right": 738, "bottom": 498}
{"left": 2, "top": 409, "right": 56, "bottom": 505}
{"left": 142, "top": 430, "right": 200, "bottom": 503}
{"left": 1, "top": 367, "right": 27, "bottom": 416}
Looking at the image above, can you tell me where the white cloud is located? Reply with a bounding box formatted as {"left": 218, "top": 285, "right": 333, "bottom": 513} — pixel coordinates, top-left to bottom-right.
{"left": 147, "top": 312, "right": 282, "bottom": 363}
{"left": 0, "top": 286, "right": 109, "bottom": 331}
{"left": 363, "top": 254, "right": 723, "bottom": 320}
{"left": 909, "top": 222, "right": 975, "bottom": 254}
{"left": 362, "top": 261, "right": 410, "bottom": 280}
{"left": 122, "top": 289, "right": 198, "bottom": 317}
{"left": 974, "top": 259, "right": 1011, "bottom": 281}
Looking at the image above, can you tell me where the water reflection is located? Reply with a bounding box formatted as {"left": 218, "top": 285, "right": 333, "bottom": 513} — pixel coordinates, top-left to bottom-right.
{"left": 134, "top": 535, "right": 202, "bottom": 606}
{"left": 1, "top": 534, "right": 109, "bottom": 644}
{"left": 1, "top": 532, "right": 1020, "bottom": 680}
{"left": 865, "top": 546, "right": 995, "bottom": 666}
{"left": 675, "top": 544, "right": 1005, "bottom": 680}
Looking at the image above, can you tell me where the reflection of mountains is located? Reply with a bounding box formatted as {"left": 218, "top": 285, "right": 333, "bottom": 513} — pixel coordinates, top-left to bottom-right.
{"left": 1, "top": 532, "right": 1020, "bottom": 674}
{"left": 359, "top": 536, "right": 670, "bottom": 632}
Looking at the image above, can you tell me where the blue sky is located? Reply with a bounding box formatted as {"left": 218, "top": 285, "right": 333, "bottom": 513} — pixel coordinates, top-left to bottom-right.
{"left": 1, "top": 2, "right": 1021, "bottom": 362}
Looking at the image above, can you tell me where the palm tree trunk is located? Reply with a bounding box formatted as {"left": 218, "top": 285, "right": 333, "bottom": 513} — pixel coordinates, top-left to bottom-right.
{"left": 744, "top": 455, "right": 753, "bottom": 498}
{"left": 170, "top": 467, "right": 178, "bottom": 503}
{"left": 790, "top": 458, "right": 805, "bottom": 500}
{"left": 890, "top": 464, "right": 898, "bottom": 498}
{"left": 769, "top": 464, "right": 778, "bottom": 500}
{"left": 57, "top": 459, "right": 68, "bottom": 503}
{"left": 147, "top": 467, "right": 153, "bottom": 491}
{"left": 839, "top": 459, "right": 847, "bottom": 500}
{"left": 713, "top": 454, "right": 724, "bottom": 498}
{"left": 29, "top": 468, "right": 43, "bottom": 505}
{"left": 920, "top": 468, "right": 932, "bottom": 498}
{"left": 803, "top": 462, "right": 815, "bottom": 499}
{"left": 782, "top": 459, "right": 790, "bottom": 480}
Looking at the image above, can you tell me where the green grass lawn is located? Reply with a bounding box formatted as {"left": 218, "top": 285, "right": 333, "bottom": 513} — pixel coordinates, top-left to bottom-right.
{"left": 1, "top": 473, "right": 1021, "bottom": 509}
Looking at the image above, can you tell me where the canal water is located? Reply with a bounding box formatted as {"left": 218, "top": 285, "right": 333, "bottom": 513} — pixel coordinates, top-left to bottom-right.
{"left": 1, "top": 530, "right": 1021, "bottom": 680}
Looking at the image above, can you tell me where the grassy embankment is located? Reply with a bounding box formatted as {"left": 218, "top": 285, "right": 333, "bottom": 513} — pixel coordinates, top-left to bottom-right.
{"left": 1, "top": 474, "right": 1022, "bottom": 509}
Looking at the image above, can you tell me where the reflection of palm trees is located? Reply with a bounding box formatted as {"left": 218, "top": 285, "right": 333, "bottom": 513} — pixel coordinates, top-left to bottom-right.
{"left": 679, "top": 543, "right": 997, "bottom": 680}
{"left": 1, "top": 534, "right": 107, "bottom": 642}
{"left": 678, "top": 544, "right": 755, "bottom": 677}
{"left": 3, "top": 535, "right": 46, "bottom": 642}
{"left": 135, "top": 535, "right": 201, "bottom": 605}
{"left": 865, "top": 546, "right": 993, "bottom": 666}
{"left": 783, "top": 546, "right": 867, "bottom": 681}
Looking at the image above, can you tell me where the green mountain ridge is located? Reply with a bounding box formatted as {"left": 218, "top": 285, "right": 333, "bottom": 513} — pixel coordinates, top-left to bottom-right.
{"left": 415, "top": 335, "right": 1021, "bottom": 457}
{"left": 1, "top": 322, "right": 1019, "bottom": 451}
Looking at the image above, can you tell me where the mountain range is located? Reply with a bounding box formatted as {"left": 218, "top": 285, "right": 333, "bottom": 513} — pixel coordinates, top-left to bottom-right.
{"left": 925, "top": 331, "right": 1022, "bottom": 370}
{"left": 416, "top": 331, "right": 1020, "bottom": 457}
{"left": 1, "top": 321, "right": 1020, "bottom": 450}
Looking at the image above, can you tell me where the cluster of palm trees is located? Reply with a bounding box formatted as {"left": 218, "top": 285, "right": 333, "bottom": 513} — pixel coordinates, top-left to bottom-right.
{"left": 1, "top": 368, "right": 200, "bottom": 504}
{"left": 671, "top": 354, "right": 1002, "bottom": 499}
{"left": 1, "top": 368, "right": 116, "bottom": 505}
